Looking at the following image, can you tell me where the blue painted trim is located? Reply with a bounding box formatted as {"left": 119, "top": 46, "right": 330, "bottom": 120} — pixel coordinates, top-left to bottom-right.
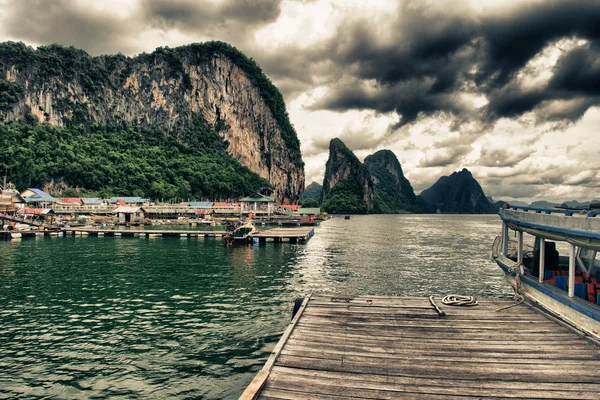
{"left": 508, "top": 205, "right": 578, "bottom": 216}
{"left": 496, "top": 260, "right": 600, "bottom": 323}
{"left": 500, "top": 216, "right": 600, "bottom": 240}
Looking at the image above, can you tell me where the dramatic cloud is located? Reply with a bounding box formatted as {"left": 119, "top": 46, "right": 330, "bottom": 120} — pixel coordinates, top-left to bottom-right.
{"left": 477, "top": 148, "right": 533, "bottom": 168}
{"left": 303, "top": 126, "right": 389, "bottom": 158}
{"left": 140, "top": 0, "right": 282, "bottom": 45}
{"left": 0, "top": 0, "right": 139, "bottom": 54}
{"left": 417, "top": 145, "right": 471, "bottom": 168}
{"left": 309, "top": 0, "right": 600, "bottom": 127}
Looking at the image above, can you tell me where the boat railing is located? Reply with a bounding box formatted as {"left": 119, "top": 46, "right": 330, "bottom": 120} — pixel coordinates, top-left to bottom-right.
{"left": 506, "top": 205, "right": 599, "bottom": 217}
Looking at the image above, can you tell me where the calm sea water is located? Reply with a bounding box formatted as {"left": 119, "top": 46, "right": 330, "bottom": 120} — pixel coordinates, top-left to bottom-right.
{"left": 0, "top": 214, "right": 511, "bottom": 399}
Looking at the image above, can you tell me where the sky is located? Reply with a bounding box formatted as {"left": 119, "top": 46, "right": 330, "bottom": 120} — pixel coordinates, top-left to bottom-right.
{"left": 0, "top": 0, "right": 599, "bottom": 203}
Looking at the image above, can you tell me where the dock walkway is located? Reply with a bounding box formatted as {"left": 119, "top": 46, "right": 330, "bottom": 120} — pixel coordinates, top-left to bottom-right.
{"left": 253, "top": 227, "right": 314, "bottom": 243}
{"left": 241, "top": 294, "right": 600, "bottom": 399}
{"left": 61, "top": 227, "right": 226, "bottom": 238}
{"left": 60, "top": 227, "right": 315, "bottom": 243}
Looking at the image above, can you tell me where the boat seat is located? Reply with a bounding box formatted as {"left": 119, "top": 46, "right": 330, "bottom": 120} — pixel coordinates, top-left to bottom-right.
{"left": 554, "top": 276, "right": 568, "bottom": 291}
{"left": 587, "top": 283, "right": 597, "bottom": 305}
{"left": 574, "top": 284, "right": 588, "bottom": 302}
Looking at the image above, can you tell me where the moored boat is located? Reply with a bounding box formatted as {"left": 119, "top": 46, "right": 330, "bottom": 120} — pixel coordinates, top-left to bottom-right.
{"left": 223, "top": 221, "right": 258, "bottom": 245}
{"left": 492, "top": 205, "right": 600, "bottom": 339}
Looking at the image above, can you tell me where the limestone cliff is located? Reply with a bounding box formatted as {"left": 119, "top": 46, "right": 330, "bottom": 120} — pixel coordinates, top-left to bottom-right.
{"left": 321, "top": 138, "right": 374, "bottom": 214}
{"left": 364, "top": 149, "right": 424, "bottom": 213}
{"left": 418, "top": 168, "right": 496, "bottom": 214}
{"left": 0, "top": 41, "right": 304, "bottom": 202}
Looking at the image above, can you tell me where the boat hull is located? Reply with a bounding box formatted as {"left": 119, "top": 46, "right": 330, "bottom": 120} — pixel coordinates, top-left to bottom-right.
{"left": 495, "top": 255, "right": 600, "bottom": 340}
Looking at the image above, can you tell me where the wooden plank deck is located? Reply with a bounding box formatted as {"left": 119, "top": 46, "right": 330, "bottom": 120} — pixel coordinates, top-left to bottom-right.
{"left": 59, "top": 227, "right": 315, "bottom": 243}
{"left": 61, "top": 227, "right": 226, "bottom": 237}
{"left": 241, "top": 294, "right": 600, "bottom": 400}
{"left": 253, "top": 227, "right": 315, "bottom": 243}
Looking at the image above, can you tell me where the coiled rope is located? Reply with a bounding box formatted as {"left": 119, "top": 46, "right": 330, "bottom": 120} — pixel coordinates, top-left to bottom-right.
{"left": 441, "top": 295, "right": 478, "bottom": 307}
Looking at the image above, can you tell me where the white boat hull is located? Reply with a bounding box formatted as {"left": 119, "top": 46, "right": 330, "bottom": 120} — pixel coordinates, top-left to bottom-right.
{"left": 496, "top": 254, "right": 600, "bottom": 340}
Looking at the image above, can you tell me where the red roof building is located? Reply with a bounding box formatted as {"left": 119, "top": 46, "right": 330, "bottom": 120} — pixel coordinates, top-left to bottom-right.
{"left": 59, "top": 198, "right": 83, "bottom": 205}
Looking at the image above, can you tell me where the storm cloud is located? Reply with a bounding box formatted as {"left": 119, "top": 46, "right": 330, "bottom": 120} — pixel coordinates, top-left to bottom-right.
{"left": 308, "top": 0, "right": 600, "bottom": 127}
{"left": 0, "top": 0, "right": 138, "bottom": 54}
{"left": 140, "top": 0, "right": 282, "bottom": 35}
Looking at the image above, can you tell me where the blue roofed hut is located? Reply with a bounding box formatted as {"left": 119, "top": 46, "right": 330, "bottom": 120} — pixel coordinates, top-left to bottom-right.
{"left": 20, "top": 188, "right": 57, "bottom": 209}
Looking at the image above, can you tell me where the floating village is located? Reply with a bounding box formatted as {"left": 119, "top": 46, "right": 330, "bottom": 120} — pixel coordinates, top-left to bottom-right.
{"left": 0, "top": 182, "right": 322, "bottom": 243}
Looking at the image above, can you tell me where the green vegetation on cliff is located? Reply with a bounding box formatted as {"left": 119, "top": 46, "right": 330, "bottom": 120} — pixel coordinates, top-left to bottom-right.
{"left": 364, "top": 150, "right": 424, "bottom": 213}
{"left": 322, "top": 178, "right": 370, "bottom": 214}
{"left": 299, "top": 181, "right": 322, "bottom": 207}
{"left": 0, "top": 119, "right": 269, "bottom": 200}
{"left": 321, "top": 138, "right": 374, "bottom": 214}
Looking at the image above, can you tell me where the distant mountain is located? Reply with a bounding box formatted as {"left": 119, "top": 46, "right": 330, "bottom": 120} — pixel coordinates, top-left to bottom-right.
{"left": 507, "top": 200, "right": 529, "bottom": 207}
{"left": 529, "top": 200, "right": 558, "bottom": 209}
{"left": 419, "top": 168, "right": 496, "bottom": 214}
{"left": 299, "top": 181, "right": 322, "bottom": 207}
{"left": 364, "top": 149, "right": 425, "bottom": 213}
{"left": 492, "top": 199, "right": 527, "bottom": 209}
{"left": 321, "top": 138, "right": 374, "bottom": 214}
{"left": 561, "top": 199, "right": 600, "bottom": 208}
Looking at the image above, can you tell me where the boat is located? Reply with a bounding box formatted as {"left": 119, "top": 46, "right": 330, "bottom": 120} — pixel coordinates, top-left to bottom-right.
{"left": 223, "top": 221, "right": 258, "bottom": 245}
{"left": 492, "top": 204, "right": 600, "bottom": 339}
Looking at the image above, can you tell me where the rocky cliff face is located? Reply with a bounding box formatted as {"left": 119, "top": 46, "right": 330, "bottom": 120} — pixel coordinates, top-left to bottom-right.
{"left": 0, "top": 42, "right": 304, "bottom": 202}
{"left": 321, "top": 138, "right": 374, "bottom": 213}
{"left": 419, "top": 168, "right": 495, "bottom": 214}
{"left": 364, "top": 149, "right": 423, "bottom": 213}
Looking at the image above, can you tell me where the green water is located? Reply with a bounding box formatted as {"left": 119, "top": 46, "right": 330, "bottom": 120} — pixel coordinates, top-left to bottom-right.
{"left": 0, "top": 215, "right": 511, "bottom": 399}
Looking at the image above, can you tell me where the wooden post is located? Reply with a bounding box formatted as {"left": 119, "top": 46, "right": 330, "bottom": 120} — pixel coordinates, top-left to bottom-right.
{"left": 517, "top": 230, "right": 523, "bottom": 265}
{"left": 539, "top": 238, "right": 545, "bottom": 283}
{"left": 501, "top": 222, "right": 509, "bottom": 256}
{"left": 568, "top": 244, "right": 576, "bottom": 297}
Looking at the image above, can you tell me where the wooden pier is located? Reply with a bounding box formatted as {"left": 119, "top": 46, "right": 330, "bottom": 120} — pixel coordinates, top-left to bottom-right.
{"left": 1, "top": 226, "right": 316, "bottom": 243}
{"left": 58, "top": 226, "right": 315, "bottom": 243}
{"left": 253, "top": 227, "right": 314, "bottom": 243}
{"left": 61, "top": 227, "right": 227, "bottom": 238}
{"left": 241, "top": 294, "right": 600, "bottom": 399}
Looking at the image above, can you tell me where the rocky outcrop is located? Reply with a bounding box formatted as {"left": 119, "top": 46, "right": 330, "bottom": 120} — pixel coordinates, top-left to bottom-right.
{"left": 0, "top": 41, "right": 304, "bottom": 202}
{"left": 321, "top": 138, "right": 374, "bottom": 214}
{"left": 418, "top": 168, "right": 496, "bottom": 214}
{"left": 364, "top": 149, "right": 424, "bottom": 213}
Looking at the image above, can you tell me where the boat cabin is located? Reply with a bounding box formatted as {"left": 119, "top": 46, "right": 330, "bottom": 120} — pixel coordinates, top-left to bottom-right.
{"left": 493, "top": 205, "right": 600, "bottom": 338}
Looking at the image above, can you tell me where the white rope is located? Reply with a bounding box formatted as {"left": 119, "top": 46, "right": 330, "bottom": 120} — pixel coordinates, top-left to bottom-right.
{"left": 441, "top": 295, "right": 478, "bottom": 307}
